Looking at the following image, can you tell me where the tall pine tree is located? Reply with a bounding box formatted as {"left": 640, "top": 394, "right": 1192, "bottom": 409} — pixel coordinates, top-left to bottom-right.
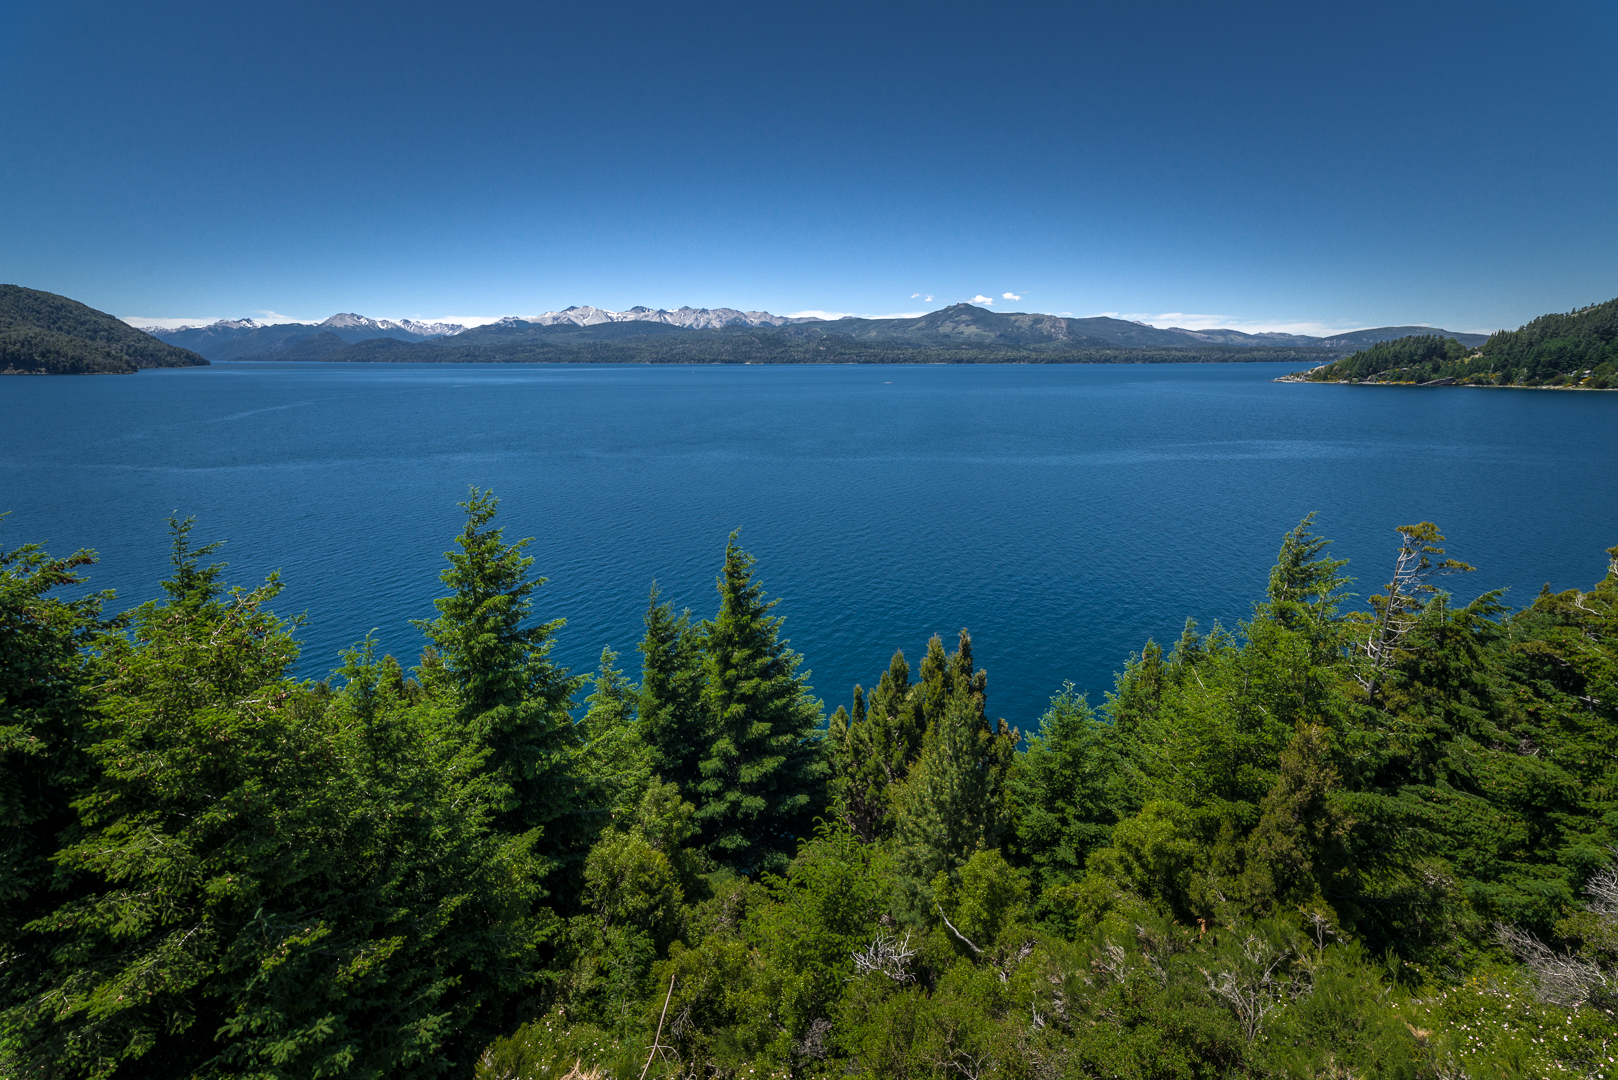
{"left": 890, "top": 630, "right": 1017, "bottom": 912}
{"left": 0, "top": 536, "right": 114, "bottom": 1023}
{"left": 415, "top": 489, "right": 584, "bottom": 845}
{"left": 637, "top": 583, "right": 707, "bottom": 800}
{"left": 828, "top": 648, "right": 930, "bottom": 842}
{"left": 693, "top": 534, "right": 827, "bottom": 875}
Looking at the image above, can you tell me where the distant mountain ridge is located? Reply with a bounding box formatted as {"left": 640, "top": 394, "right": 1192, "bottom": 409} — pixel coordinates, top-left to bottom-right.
{"left": 515, "top": 305, "right": 816, "bottom": 330}
{"left": 2, "top": 285, "right": 207, "bottom": 374}
{"left": 146, "top": 313, "right": 469, "bottom": 360}
{"left": 145, "top": 302, "right": 1488, "bottom": 361}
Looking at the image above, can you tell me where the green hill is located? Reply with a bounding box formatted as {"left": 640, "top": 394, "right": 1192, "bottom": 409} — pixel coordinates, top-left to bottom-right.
{"left": 1316, "top": 324, "right": 1490, "bottom": 349}
{"left": 1295, "top": 296, "right": 1618, "bottom": 388}
{"left": 0, "top": 285, "right": 208, "bottom": 375}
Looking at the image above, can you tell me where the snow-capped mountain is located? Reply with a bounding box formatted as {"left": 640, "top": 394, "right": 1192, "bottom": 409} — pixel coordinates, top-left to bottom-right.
{"left": 142, "top": 313, "right": 468, "bottom": 359}
{"left": 514, "top": 305, "right": 814, "bottom": 330}
{"left": 319, "top": 313, "right": 466, "bottom": 337}
{"left": 394, "top": 319, "right": 465, "bottom": 337}
{"left": 134, "top": 317, "right": 268, "bottom": 335}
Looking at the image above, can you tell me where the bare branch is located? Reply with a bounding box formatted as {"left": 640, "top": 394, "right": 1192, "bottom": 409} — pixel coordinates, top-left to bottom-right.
{"left": 850, "top": 930, "right": 917, "bottom": 983}
{"left": 1495, "top": 923, "right": 1607, "bottom": 1007}
{"left": 937, "top": 904, "right": 984, "bottom": 955}
{"left": 639, "top": 975, "right": 677, "bottom": 1080}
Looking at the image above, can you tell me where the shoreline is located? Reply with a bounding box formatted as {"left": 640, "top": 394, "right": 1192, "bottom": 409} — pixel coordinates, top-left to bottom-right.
{"left": 1274, "top": 375, "right": 1617, "bottom": 390}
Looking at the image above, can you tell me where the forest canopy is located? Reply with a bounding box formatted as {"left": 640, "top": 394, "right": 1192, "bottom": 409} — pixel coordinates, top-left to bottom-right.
{"left": 0, "top": 285, "right": 208, "bottom": 375}
{"left": 3, "top": 500, "right": 1617, "bottom": 1079}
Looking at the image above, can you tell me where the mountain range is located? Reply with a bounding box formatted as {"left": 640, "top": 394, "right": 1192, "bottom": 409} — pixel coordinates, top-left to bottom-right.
{"left": 142, "top": 304, "right": 1491, "bottom": 362}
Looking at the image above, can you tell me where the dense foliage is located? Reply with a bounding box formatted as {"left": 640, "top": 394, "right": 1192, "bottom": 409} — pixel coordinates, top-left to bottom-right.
{"left": 1303, "top": 296, "right": 1618, "bottom": 388}
{"left": 0, "top": 286, "right": 208, "bottom": 375}
{"left": 4, "top": 500, "right": 1617, "bottom": 1079}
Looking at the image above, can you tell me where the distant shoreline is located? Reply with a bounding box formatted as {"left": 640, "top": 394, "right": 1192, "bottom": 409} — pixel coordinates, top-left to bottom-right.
{"left": 1275, "top": 374, "right": 1618, "bottom": 391}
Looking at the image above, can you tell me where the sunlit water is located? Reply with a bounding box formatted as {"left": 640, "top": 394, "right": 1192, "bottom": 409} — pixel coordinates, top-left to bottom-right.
{"left": 3, "top": 362, "right": 1614, "bottom": 729}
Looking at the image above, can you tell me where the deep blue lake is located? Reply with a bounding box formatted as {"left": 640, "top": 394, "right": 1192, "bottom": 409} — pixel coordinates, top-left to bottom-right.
{"left": 3, "top": 361, "right": 1614, "bottom": 729}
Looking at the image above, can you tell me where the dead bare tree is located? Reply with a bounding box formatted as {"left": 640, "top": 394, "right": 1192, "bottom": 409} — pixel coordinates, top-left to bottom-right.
{"left": 1496, "top": 853, "right": 1618, "bottom": 1007}
{"left": 1200, "top": 933, "right": 1305, "bottom": 1043}
{"left": 1495, "top": 924, "right": 1608, "bottom": 1007}
{"left": 1358, "top": 523, "right": 1474, "bottom": 702}
{"left": 850, "top": 930, "right": 918, "bottom": 983}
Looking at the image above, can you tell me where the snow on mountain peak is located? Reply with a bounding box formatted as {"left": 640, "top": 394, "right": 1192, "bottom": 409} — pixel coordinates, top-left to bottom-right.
{"left": 316, "top": 313, "right": 464, "bottom": 337}
{"left": 515, "top": 305, "right": 813, "bottom": 329}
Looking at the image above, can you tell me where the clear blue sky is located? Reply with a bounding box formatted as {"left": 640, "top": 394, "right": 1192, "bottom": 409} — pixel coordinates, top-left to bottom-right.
{"left": 3, "top": 0, "right": 1614, "bottom": 334}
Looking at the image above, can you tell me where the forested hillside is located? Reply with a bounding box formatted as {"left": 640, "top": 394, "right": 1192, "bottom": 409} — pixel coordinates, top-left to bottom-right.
{"left": 1298, "top": 296, "right": 1618, "bottom": 388}
{"left": 0, "top": 286, "right": 207, "bottom": 374}
{"left": 275, "top": 327, "right": 1344, "bottom": 366}
{"left": 200, "top": 304, "right": 1471, "bottom": 365}
{"left": 4, "top": 500, "right": 1616, "bottom": 1079}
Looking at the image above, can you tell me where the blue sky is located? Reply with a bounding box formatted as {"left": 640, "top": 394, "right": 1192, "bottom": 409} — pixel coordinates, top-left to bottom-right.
{"left": 2, "top": 0, "right": 1614, "bottom": 334}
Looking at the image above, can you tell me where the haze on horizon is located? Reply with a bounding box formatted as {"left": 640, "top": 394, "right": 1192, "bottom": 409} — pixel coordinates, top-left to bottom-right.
{"left": 2, "top": 0, "right": 1614, "bottom": 338}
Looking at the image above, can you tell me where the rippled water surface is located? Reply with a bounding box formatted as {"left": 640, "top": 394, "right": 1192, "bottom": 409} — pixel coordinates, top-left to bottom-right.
{"left": 3, "top": 362, "right": 1614, "bottom": 727}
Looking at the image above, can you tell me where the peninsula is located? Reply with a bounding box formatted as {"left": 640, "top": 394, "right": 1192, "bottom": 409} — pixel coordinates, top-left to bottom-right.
{"left": 1284, "top": 295, "right": 1617, "bottom": 389}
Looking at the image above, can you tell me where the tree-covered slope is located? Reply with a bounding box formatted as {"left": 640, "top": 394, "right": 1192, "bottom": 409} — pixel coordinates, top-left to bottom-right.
{"left": 1297, "top": 296, "right": 1618, "bottom": 388}
{"left": 261, "top": 324, "right": 1346, "bottom": 365}
{"left": 0, "top": 285, "right": 208, "bottom": 374}
{"left": 1317, "top": 324, "right": 1490, "bottom": 350}
{"left": 230, "top": 303, "right": 1490, "bottom": 365}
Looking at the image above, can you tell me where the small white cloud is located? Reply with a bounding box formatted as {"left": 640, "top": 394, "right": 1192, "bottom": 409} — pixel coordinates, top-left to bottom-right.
{"left": 788, "top": 310, "right": 928, "bottom": 321}
{"left": 971, "top": 295, "right": 994, "bottom": 305}
{"left": 1002, "top": 292, "right": 1022, "bottom": 301}
{"left": 252, "top": 310, "right": 315, "bottom": 324}
{"left": 120, "top": 315, "right": 226, "bottom": 330}
{"left": 1102, "top": 311, "right": 1395, "bottom": 336}
{"left": 407, "top": 314, "right": 506, "bottom": 327}
{"left": 1114, "top": 312, "right": 1369, "bottom": 336}
{"left": 911, "top": 293, "right": 935, "bottom": 302}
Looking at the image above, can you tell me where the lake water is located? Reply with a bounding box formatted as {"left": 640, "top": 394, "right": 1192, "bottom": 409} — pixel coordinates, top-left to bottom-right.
{"left": 3, "top": 361, "right": 1614, "bottom": 729}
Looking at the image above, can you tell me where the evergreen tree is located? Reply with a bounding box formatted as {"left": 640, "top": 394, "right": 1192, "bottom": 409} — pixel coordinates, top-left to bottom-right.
{"left": 693, "top": 534, "right": 827, "bottom": 875}
{"left": 0, "top": 536, "right": 115, "bottom": 1020}
{"left": 829, "top": 648, "right": 930, "bottom": 842}
{"left": 3, "top": 521, "right": 550, "bottom": 1079}
{"left": 415, "top": 488, "right": 584, "bottom": 844}
{"left": 576, "top": 647, "right": 652, "bottom": 832}
{"left": 890, "top": 632, "right": 1017, "bottom": 912}
{"left": 1261, "top": 513, "right": 1352, "bottom": 639}
{"left": 1241, "top": 723, "right": 1351, "bottom": 914}
{"left": 637, "top": 583, "right": 707, "bottom": 800}
{"left": 1008, "top": 685, "right": 1125, "bottom": 891}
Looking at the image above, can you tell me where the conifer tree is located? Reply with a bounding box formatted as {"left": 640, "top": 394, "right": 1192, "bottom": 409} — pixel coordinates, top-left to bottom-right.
{"left": 693, "top": 534, "right": 826, "bottom": 875}
{"left": 829, "top": 647, "right": 933, "bottom": 842}
{"left": 1241, "top": 723, "right": 1351, "bottom": 913}
{"left": 4, "top": 521, "right": 550, "bottom": 1079}
{"left": 890, "top": 631, "right": 1016, "bottom": 911}
{"left": 0, "top": 537, "right": 114, "bottom": 1018}
{"left": 637, "top": 583, "right": 707, "bottom": 799}
{"left": 415, "top": 488, "right": 584, "bottom": 843}
{"left": 1261, "top": 513, "right": 1352, "bottom": 642}
{"left": 1009, "top": 685, "right": 1126, "bottom": 890}
{"left": 577, "top": 647, "right": 652, "bottom": 829}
